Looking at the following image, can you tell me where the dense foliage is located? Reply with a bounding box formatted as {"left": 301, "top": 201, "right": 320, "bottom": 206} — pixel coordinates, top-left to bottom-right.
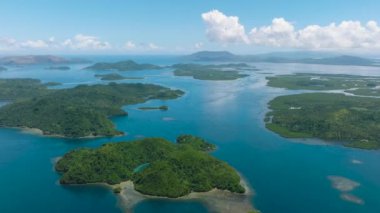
{"left": 176, "top": 135, "right": 216, "bottom": 151}
{"left": 0, "top": 82, "right": 183, "bottom": 137}
{"left": 46, "top": 66, "right": 70, "bottom": 70}
{"left": 95, "top": 73, "right": 127, "bottom": 81}
{"left": 172, "top": 63, "right": 250, "bottom": 81}
{"left": 55, "top": 136, "right": 245, "bottom": 198}
{"left": 138, "top": 105, "right": 168, "bottom": 111}
{"left": 267, "top": 73, "right": 380, "bottom": 91}
{"left": 85, "top": 60, "right": 161, "bottom": 71}
{"left": 265, "top": 93, "right": 380, "bottom": 149}
{"left": 0, "top": 78, "right": 52, "bottom": 100}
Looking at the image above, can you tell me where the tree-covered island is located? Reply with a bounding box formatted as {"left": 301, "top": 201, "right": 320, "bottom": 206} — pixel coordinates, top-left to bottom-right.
{"left": 265, "top": 93, "right": 380, "bottom": 149}
{"left": 0, "top": 79, "right": 183, "bottom": 138}
{"left": 85, "top": 60, "right": 161, "bottom": 71}
{"left": 55, "top": 135, "right": 245, "bottom": 198}
{"left": 266, "top": 73, "right": 380, "bottom": 91}
{"left": 172, "top": 63, "right": 251, "bottom": 81}
{"left": 95, "top": 73, "right": 143, "bottom": 81}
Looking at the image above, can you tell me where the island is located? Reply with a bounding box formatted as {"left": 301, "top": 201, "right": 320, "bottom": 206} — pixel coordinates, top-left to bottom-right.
{"left": 266, "top": 73, "right": 380, "bottom": 91}
{"left": 55, "top": 135, "right": 255, "bottom": 212}
{"left": 172, "top": 63, "right": 250, "bottom": 81}
{"left": 95, "top": 73, "right": 143, "bottom": 81}
{"left": 185, "top": 51, "right": 378, "bottom": 67}
{"left": 85, "top": 60, "right": 161, "bottom": 71}
{"left": 0, "top": 80, "right": 184, "bottom": 138}
{"left": 46, "top": 66, "right": 70, "bottom": 70}
{"left": 0, "top": 66, "right": 7, "bottom": 71}
{"left": 265, "top": 93, "right": 380, "bottom": 149}
{"left": 0, "top": 55, "right": 89, "bottom": 65}
{"left": 138, "top": 105, "right": 168, "bottom": 111}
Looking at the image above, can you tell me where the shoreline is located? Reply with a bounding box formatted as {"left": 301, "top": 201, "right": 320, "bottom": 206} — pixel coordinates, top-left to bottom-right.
{"left": 8, "top": 126, "right": 124, "bottom": 139}
{"left": 113, "top": 175, "right": 257, "bottom": 213}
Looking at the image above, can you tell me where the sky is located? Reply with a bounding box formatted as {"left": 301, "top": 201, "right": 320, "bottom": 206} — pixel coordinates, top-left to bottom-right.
{"left": 1, "top": 0, "right": 380, "bottom": 55}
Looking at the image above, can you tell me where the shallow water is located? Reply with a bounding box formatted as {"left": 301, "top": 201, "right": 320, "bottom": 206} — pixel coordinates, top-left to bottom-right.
{"left": 0, "top": 57, "right": 380, "bottom": 213}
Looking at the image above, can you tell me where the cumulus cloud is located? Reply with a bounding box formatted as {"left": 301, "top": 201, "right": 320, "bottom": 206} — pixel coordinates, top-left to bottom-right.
{"left": 124, "top": 41, "right": 136, "bottom": 49}
{"left": 202, "top": 10, "right": 380, "bottom": 50}
{"left": 194, "top": 42, "right": 204, "bottom": 49}
{"left": 20, "top": 39, "right": 49, "bottom": 48}
{"left": 0, "top": 37, "right": 18, "bottom": 50}
{"left": 202, "top": 10, "right": 249, "bottom": 44}
{"left": 123, "top": 41, "right": 162, "bottom": 51}
{"left": 62, "top": 34, "right": 111, "bottom": 50}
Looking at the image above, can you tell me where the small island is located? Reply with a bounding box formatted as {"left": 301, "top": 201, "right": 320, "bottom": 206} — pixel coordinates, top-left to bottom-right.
{"left": 0, "top": 66, "right": 7, "bottom": 71}
{"left": 46, "top": 66, "right": 71, "bottom": 70}
{"left": 138, "top": 105, "right": 168, "bottom": 111}
{"left": 0, "top": 55, "right": 89, "bottom": 65}
{"left": 95, "top": 73, "right": 143, "bottom": 81}
{"left": 55, "top": 135, "right": 255, "bottom": 212}
{"left": 172, "top": 63, "right": 250, "bottom": 81}
{"left": 0, "top": 80, "right": 184, "bottom": 138}
{"left": 266, "top": 73, "right": 380, "bottom": 91}
{"left": 85, "top": 60, "right": 161, "bottom": 71}
{"left": 265, "top": 93, "right": 380, "bottom": 149}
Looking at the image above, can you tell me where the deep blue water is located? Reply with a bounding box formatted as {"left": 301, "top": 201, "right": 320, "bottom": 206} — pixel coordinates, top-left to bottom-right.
{"left": 0, "top": 56, "right": 380, "bottom": 213}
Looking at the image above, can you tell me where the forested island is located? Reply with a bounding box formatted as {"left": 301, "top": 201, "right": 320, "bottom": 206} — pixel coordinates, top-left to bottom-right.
{"left": 46, "top": 66, "right": 70, "bottom": 70}
{"left": 0, "top": 79, "right": 183, "bottom": 137}
{"left": 95, "top": 73, "right": 143, "bottom": 81}
{"left": 85, "top": 60, "right": 161, "bottom": 71}
{"left": 172, "top": 63, "right": 250, "bottom": 81}
{"left": 265, "top": 93, "right": 380, "bottom": 149}
{"left": 266, "top": 73, "right": 380, "bottom": 91}
{"left": 55, "top": 135, "right": 245, "bottom": 197}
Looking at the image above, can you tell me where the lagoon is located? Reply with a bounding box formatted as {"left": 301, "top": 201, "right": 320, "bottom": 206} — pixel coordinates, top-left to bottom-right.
{"left": 0, "top": 56, "right": 380, "bottom": 213}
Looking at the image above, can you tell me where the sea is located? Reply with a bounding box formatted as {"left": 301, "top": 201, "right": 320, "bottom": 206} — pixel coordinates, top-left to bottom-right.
{"left": 0, "top": 56, "right": 379, "bottom": 213}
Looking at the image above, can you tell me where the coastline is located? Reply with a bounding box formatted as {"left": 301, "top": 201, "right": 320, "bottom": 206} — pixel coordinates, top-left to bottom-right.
{"left": 114, "top": 175, "right": 256, "bottom": 213}
{"left": 10, "top": 126, "right": 124, "bottom": 139}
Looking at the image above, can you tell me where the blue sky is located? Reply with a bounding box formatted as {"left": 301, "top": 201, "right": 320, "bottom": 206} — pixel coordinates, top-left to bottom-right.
{"left": 1, "top": 0, "right": 380, "bottom": 54}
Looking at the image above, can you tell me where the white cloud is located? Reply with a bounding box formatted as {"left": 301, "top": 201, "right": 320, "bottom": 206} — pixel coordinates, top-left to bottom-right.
{"left": 0, "top": 37, "right": 18, "bottom": 50}
{"left": 202, "top": 10, "right": 380, "bottom": 50}
{"left": 124, "top": 41, "right": 136, "bottom": 49}
{"left": 63, "top": 34, "right": 111, "bottom": 50}
{"left": 202, "top": 10, "right": 249, "bottom": 44}
{"left": 194, "top": 42, "right": 204, "bottom": 49}
{"left": 20, "top": 39, "right": 49, "bottom": 48}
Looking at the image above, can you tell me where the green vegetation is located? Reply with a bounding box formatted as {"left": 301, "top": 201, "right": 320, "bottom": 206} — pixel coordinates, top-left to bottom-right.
{"left": 43, "top": 82, "right": 62, "bottom": 87}
{"left": 95, "top": 73, "right": 144, "bottom": 81}
{"left": 172, "top": 63, "right": 250, "bottom": 81}
{"left": 138, "top": 105, "right": 168, "bottom": 111}
{"left": 46, "top": 66, "right": 70, "bottom": 70}
{"left": 345, "top": 88, "right": 380, "bottom": 97}
{"left": 85, "top": 60, "right": 161, "bottom": 71}
{"left": 176, "top": 135, "right": 216, "bottom": 151}
{"left": 55, "top": 136, "right": 245, "bottom": 198}
{"left": 0, "top": 82, "right": 183, "bottom": 137}
{"left": 267, "top": 73, "right": 380, "bottom": 91}
{"left": 265, "top": 93, "right": 380, "bottom": 149}
{"left": 0, "top": 78, "right": 52, "bottom": 100}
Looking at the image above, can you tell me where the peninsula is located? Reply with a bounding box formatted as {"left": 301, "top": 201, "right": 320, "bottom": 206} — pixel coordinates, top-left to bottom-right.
{"left": 265, "top": 93, "right": 380, "bottom": 149}
{"left": 85, "top": 60, "right": 161, "bottom": 71}
{"left": 0, "top": 80, "right": 183, "bottom": 138}
{"left": 95, "top": 73, "right": 143, "bottom": 81}
{"left": 172, "top": 63, "right": 250, "bottom": 81}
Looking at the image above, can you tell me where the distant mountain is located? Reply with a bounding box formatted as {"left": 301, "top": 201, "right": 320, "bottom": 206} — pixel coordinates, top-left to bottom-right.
{"left": 184, "top": 51, "right": 378, "bottom": 67}
{"left": 84, "top": 60, "right": 161, "bottom": 71}
{"left": 0, "top": 55, "right": 90, "bottom": 65}
{"left": 183, "top": 51, "right": 238, "bottom": 61}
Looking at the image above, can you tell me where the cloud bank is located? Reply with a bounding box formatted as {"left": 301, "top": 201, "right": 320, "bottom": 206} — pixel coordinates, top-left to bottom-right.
{"left": 202, "top": 10, "right": 380, "bottom": 50}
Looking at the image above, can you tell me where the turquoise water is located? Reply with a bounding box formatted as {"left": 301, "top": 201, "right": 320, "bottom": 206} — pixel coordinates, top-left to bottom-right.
{"left": 0, "top": 56, "right": 380, "bottom": 213}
